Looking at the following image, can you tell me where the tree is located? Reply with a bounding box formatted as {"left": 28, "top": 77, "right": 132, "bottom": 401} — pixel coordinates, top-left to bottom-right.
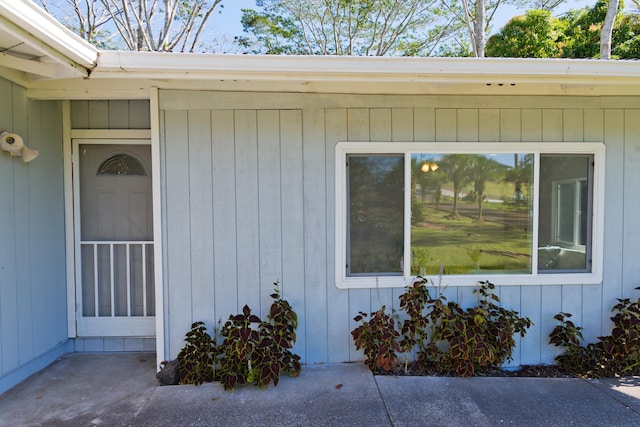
{"left": 37, "top": 0, "right": 223, "bottom": 52}
{"left": 440, "top": 154, "right": 472, "bottom": 219}
{"left": 486, "top": 10, "right": 566, "bottom": 58}
{"left": 238, "top": 0, "right": 457, "bottom": 56}
{"left": 601, "top": 0, "right": 621, "bottom": 58}
{"left": 469, "top": 155, "right": 501, "bottom": 222}
{"left": 37, "top": 0, "right": 115, "bottom": 48}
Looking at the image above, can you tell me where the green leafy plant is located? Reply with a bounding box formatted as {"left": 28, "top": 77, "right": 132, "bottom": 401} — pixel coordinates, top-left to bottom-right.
{"left": 352, "top": 306, "right": 401, "bottom": 372}
{"left": 550, "top": 289, "right": 640, "bottom": 378}
{"left": 414, "top": 280, "right": 532, "bottom": 376}
{"left": 398, "top": 276, "right": 432, "bottom": 372}
{"left": 177, "top": 321, "right": 217, "bottom": 385}
{"left": 176, "top": 281, "right": 301, "bottom": 391}
{"left": 351, "top": 278, "right": 532, "bottom": 376}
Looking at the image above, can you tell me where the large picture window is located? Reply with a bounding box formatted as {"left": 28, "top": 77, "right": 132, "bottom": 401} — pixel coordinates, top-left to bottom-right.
{"left": 335, "top": 143, "right": 604, "bottom": 288}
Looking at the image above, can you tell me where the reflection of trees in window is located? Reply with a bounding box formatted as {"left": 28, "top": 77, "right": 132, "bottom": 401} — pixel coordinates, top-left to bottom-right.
{"left": 469, "top": 155, "right": 503, "bottom": 222}
{"left": 440, "top": 154, "right": 473, "bottom": 218}
{"left": 348, "top": 155, "right": 404, "bottom": 275}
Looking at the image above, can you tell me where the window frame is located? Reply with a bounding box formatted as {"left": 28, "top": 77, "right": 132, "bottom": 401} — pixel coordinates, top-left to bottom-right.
{"left": 335, "top": 141, "right": 605, "bottom": 289}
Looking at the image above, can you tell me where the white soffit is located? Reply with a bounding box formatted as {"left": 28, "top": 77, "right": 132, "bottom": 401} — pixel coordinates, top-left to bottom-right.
{"left": 0, "top": 0, "right": 98, "bottom": 80}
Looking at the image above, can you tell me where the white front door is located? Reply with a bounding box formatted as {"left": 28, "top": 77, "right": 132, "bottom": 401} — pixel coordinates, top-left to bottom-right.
{"left": 74, "top": 140, "right": 155, "bottom": 336}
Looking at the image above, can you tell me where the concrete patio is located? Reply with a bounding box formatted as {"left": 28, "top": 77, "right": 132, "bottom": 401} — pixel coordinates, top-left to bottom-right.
{"left": 1, "top": 353, "right": 639, "bottom": 426}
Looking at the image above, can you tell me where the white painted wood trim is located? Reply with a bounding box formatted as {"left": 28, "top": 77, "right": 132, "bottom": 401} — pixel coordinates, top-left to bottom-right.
{"left": 150, "top": 87, "right": 166, "bottom": 367}
{"left": 63, "top": 101, "right": 76, "bottom": 338}
{"left": 70, "top": 129, "right": 152, "bottom": 139}
{"left": 335, "top": 141, "right": 606, "bottom": 289}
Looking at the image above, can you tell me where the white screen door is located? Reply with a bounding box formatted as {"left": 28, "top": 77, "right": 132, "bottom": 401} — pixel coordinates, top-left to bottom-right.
{"left": 74, "top": 141, "right": 155, "bottom": 336}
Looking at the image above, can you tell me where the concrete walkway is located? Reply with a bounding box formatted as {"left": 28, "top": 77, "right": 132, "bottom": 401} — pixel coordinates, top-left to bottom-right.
{"left": 1, "top": 353, "right": 640, "bottom": 426}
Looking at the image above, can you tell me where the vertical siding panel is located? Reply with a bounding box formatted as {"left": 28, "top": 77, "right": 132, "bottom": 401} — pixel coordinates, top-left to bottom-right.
{"left": 326, "top": 108, "right": 351, "bottom": 362}
{"left": 584, "top": 109, "right": 604, "bottom": 142}
{"left": 580, "top": 108, "right": 604, "bottom": 342}
{"left": 392, "top": 108, "right": 414, "bottom": 142}
{"left": 542, "top": 109, "right": 563, "bottom": 141}
{"left": 563, "top": 109, "right": 584, "bottom": 141}
{"left": 414, "top": 108, "right": 435, "bottom": 141}
{"left": 600, "top": 109, "right": 624, "bottom": 340}
{"left": 108, "top": 100, "right": 129, "bottom": 129}
{"left": 211, "top": 110, "right": 238, "bottom": 327}
{"left": 163, "top": 110, "right": 193, "bottom": 357}
{"left": 280, "top": 110, "right": 306, "bottom": 361}
{"left": 520, "top": 108, "right": 542, "bottom": 365}
{"left": 435, "top": 109, "right": 457, "bottom": 142}
{"left": 370, "top": 109, "right": 391, "bottom": 141}
{"left": 70, "top": 100, "right": 89, "bottom": 129}
{"left": 187, "top": 110, "right": 215, "bottom": 326}
{"left": 28, "top": 99, "right": 47, "bottom": 355}
{"left": 521, "top": 109, "right": 542, "bottom": 141}
{"left": 44, "top": 100, "right": 67, "bottom": 348}
{"left": 129, "top": 100, "right": 151, "bottom": 129}
{"left": 623, "top": 110, "right": 640, "bottom": 297}
{"left": 500, "top": 109, "right": 521, "bottom": 142}
{"left": 539, "top": 108, "right": 564, "bottom": 362}
{"left": 479, "top": 109, "right": 500, "bottom": 142}
{"left": 13, "top": 84, "right": 34, "bottom": 365}
{"left": 257, "top": 110, "right": 283, "bottom": 309}
{"left": 303, "top": 109, "right": 328, "bottom": 363}
{"left": 88, "top": 101, "right": 109, "bottom": 128}
{"left": 347, "top": 108, "right": 372, "bottom": 360}
{"left": 457, "top": 109, "right": 478, "bottom": 142}
{"left": 234, "top": 110, "right": 261, "bottom": 312}
{"left": 0, "top": 79, "right": 16, "bottom": 375}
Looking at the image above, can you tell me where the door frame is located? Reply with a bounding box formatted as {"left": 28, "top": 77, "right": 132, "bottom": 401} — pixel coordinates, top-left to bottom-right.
{"left": 62, "top": 96, "right": 165, "bottom": 363}
{"left": 72, "top": 139, "right": 155, "bottom": 336}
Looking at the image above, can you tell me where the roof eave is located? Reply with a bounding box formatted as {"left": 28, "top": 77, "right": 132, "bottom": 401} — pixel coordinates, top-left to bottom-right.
{"left": 0, "top": 0, "right": 98, "bottom": 78}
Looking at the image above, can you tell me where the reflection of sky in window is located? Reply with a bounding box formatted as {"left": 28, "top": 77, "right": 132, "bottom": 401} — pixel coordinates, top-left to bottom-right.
{"left": 412, "top": 153, "right": 530, "bottom": 168}
{"left": 361, "top": 156, "right": 402, "bottom": 180}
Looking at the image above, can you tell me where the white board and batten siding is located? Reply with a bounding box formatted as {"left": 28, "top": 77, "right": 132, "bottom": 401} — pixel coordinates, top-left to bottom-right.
{"left": 159, "top": 90, "right": 638, "bottom": 366}
{"left": 0, "top": 78, "right": 69, "bottom": 394}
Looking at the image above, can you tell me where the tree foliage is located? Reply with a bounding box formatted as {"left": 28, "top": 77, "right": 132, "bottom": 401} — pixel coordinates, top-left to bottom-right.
{"left": 488, "top": 0, "right": 640, "bottom": 59}
{"left": 37, "top": 0, "right": 223, "bottom": 52}
{"left": 486, "top": 10, "right": 566, "bottom": 58}
{"left": 238, "top": 0, "right": 458, "bottom": 55}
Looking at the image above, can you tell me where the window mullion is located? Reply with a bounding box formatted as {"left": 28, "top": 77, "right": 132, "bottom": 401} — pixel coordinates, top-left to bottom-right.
{"left": 404, "top": 152, "right": 412, "bottom": 280}
{"left": 532, "top": 152, "right": 541, "bottom": 275}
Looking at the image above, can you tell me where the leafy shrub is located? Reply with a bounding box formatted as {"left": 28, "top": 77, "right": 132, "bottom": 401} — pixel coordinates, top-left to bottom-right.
{"left": 177, "top": 321, "right": 217, "bottom": 385}
{"left": 351, "top": 278, "right": 533, "bottom": 376}
{"left": 550, "top": 289, "right": 640, "bottom": 378}
{"left": 420, "top": 281, "right": 532, "bottom": 376}
{"left": 177, "top": 281, "right": 301, "bottom": 391}
{"left": 352, "top": 306, "right": 401, "bottom": 371}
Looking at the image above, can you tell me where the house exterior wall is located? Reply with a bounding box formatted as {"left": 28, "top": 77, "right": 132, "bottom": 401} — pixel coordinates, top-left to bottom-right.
{"left": 0, "top": 78, "right": 69, "bottom": 394}
{"left": 158, "top": 89, "right": 639, "bottom": 366}
{"left": 70, "top": 100, "right": 150, "bottom": 129}
{"left": 68, "top": 100, "right": 154, "bottom": 354}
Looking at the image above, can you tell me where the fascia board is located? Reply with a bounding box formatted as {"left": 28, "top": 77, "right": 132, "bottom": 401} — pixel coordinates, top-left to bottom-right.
{"left": 94, "top": 51, "right": 640, "bottom": 84}
{"left": 0, "top": 0, "right": 98, "bottom": 71}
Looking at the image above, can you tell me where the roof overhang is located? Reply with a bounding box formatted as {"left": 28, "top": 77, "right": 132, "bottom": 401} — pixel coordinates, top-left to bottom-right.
{"left": 25, "top": 51, "right": 640, "bottom": 99}
{"left": 0, "top": 0, "right": 98, "bottom": 82}
{"left": 1, "top": 1, "right": 639, "bottom": 100}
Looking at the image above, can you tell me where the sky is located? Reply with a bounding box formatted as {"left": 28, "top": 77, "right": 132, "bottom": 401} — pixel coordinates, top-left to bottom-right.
{"left": 209, "top": 0, "right": 599, "bottom": 41}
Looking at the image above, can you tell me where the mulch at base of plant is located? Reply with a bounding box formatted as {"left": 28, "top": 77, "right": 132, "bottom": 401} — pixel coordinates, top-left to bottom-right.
{"left": 375, "top": 363, "right": 575, "bottom": 378}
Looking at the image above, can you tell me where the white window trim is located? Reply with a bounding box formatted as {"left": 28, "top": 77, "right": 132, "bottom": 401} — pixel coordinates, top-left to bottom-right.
{"left": 335, "top": 141, "right": 605, "bottom": 289}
